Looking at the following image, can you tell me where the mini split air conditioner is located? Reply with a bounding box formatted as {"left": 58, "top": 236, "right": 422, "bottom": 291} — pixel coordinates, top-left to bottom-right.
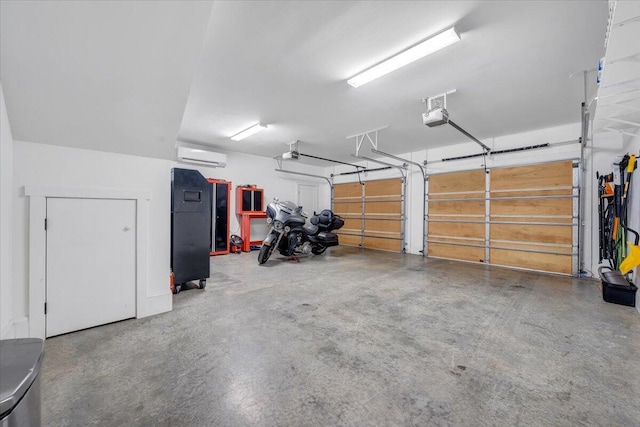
{"left": 177, "top": 147, "right": 227, "bottom": 168}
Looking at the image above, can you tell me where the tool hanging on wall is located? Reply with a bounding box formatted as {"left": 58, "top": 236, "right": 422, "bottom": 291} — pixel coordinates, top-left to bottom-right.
{"left": 619, "top": 154, "right": 639, "bottom": 274}
{"left": 597, "top": 153, "right": 638, "bottom": 307}
{"left": 597, "top": 171, "right": 614, "bottom": 263}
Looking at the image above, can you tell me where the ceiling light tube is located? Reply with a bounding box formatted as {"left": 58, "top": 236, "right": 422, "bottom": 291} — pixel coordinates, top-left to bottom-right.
{"left": 347, "top": 26, "right": 460, "bottom": 88}
{"left": 231, "top": 123, "right": 268, "bottom": 141}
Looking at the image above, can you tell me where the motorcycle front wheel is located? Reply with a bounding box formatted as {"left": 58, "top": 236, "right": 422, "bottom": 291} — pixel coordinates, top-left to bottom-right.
{"left": 258, "top": 243, "right": 276, "bottom": 264}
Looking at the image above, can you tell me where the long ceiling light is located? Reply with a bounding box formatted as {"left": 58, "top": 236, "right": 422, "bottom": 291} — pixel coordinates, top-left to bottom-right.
{"left": 347, "top": 26, "right": 460, "bottom": 88}
{"left": 230, "top": 123, "right": 268, "bottom": 141}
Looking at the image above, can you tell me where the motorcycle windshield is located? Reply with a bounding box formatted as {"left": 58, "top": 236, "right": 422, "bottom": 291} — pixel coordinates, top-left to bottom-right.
{"left": 277, "top": 200, "right": 298, "bottom": 212}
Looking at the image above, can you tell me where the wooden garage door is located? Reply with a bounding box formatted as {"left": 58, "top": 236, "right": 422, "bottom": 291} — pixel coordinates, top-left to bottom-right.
{"left": 427, "top": 160, "right": 577, "bottom": 275}
{"left": 489, "top": 160, "right": 575, "bottom": 274}
{"left": 333, "top": 182, "right": 363, "bottom": 247}
{"left": 427, "top": 169, "right": 486, "bottom": 262}
{"left": 333, "top": 178, "right": 404, "bottom": 252}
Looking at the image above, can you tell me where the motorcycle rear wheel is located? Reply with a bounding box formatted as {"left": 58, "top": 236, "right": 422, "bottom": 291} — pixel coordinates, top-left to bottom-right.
{"left": 311, "top": 246, "right": 327, "bottom": 255}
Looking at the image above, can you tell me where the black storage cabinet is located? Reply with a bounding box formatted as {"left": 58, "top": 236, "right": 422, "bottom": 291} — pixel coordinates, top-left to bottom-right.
{"left": 171, "top": 168, "right": 212, "bottom": 291}
{"left": 210, "top": 180, "right": 231, "bottom": 254}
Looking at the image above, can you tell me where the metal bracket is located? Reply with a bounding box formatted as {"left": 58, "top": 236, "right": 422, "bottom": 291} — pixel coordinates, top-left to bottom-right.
{"left": 602, "top": 127, "right": 639, "bottom": 137}
{"left": 274, "top": 169, "right": 333, "bottom": 187}
{"left": 350, "top": 154, "right": 407, "bottom": 178}
{"left": 274, "top": 156, "right": 283, "bottom": 169}
{"left": 346, "top": 126, "right": 388, "bottom": 156}
{"left": 605, "top": 117, "right": 640, "bottom": 127}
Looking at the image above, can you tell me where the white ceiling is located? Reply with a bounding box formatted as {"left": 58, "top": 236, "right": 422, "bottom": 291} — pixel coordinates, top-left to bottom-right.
{"left": 179, "top": 1, "right": 608, "bottom": 163}
{"left": 0, "top": 1, "right": 213, "bottom": 159}
{"left": 1, "top": 1, "right": 608, "bottom": 162}
{"left": 593, "top": 1, "right": 640, "bottom": 140}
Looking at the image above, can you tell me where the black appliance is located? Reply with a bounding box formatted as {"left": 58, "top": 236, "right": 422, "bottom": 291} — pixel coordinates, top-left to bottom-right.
{"left": 171, "top": 168, "right": 211, "bottom": 293}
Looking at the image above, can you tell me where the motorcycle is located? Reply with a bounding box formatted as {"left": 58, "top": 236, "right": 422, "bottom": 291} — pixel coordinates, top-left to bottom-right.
{"left": 258, "top": 198, "right": 344, "bottom": 264}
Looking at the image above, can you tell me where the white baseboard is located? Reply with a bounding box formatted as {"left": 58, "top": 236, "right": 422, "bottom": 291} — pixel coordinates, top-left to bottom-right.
{"left": 13, "top": 317, "right": 29, "bottom": 338}
{"left": 1, "top": 321, "right": 14, "bottom": 339}
{"left": 141, "top": 293, "right": 172, "bottom": 318}
{"left": 0, "top": 317, "right": 29, "bottom": 339}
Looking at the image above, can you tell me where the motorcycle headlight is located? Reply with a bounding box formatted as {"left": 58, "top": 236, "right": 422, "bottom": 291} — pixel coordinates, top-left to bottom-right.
{"left": 284, "top": 226, "right": 291, "bottom": 233}
{"left": 273, "top": 221, "right": 284, "bottom": 231}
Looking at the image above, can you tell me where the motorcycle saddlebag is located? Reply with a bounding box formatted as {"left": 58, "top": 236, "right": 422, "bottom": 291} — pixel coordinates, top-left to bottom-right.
{"left": 331, "top": 216, "right": 345, "bottom": 231}
{"left": 317, "top": 231, "right": 339, "bottom": 247}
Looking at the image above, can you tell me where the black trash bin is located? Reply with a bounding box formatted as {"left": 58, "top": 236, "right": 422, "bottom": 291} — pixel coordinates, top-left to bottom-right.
{"left": 0, "top": 339, "right": 45, "bottom": 427}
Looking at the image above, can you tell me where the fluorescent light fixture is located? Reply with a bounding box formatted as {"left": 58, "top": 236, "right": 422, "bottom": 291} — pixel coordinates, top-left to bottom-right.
{"left": 347, "top": 26, "right": 460, "bottom": 88}
{"left": 230, "top": 123, "right": 268, "bottom": 141}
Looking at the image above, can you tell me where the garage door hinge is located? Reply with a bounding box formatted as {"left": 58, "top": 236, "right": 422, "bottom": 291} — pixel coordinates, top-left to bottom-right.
{"left": 44, "top": 302, "right": 47, "bottom": 314}
{"left": 44, "top": 218, "right": 47, "bottom": 230}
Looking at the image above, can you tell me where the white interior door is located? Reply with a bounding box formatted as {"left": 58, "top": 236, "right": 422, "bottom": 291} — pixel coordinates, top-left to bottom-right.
{"left": 297, "top": 184, "right": 318, "bottom": 216}
{"left": 46, "top": 197, "right": 136, "bottom": 337}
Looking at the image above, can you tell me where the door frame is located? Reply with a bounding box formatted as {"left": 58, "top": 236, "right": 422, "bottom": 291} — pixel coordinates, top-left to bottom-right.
{"left": 25, "top": 185, "right": 151, "bottom": 339}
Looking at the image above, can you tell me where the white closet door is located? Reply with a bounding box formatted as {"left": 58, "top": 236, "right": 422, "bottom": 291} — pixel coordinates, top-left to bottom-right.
{"left": 46, "top": 197, "right": 136, "bottom": 337}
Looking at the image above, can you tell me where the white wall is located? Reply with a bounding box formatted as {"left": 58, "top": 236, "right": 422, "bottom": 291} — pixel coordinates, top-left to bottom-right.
{"left": 180, "top": 150, "right": 333, "bottom": 236}
{"left": 1, "top": 83, "right": 15, "bottom": 338}
{"left": 11, "top": 141, "right": 331, "bottom": 336}
{"left": 13, "top": 141, "right": 175, "bottom": 334}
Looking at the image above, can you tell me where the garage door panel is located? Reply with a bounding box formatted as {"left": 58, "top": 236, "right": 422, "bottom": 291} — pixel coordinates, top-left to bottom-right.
{"left": 491, "top": 188, "right": 572, "bottom": 198}
{"left": 339, "top": 218, "right": 361, "bottom": 230}
{"left": 364, "top": 201, "right": 402, "bottom": 214}
{"left": 428, "top": 221, "right": 484, "bottom": 239}
{"left": 490, "top": 216, "right": 573, "bottom": 224}
{"left": 430, "top": 192, "right": 484, "bottom": 200}
{"left": 490, "top": 161, "right": 573, "bottom": 190}
{"left": 427, "top": 169, "right": 486, "bottom": 264}
{"left": 363, "top": 236, "right": 401, "bottom": 252}
{"left": 364, "top": 219, "right": 401, "bottom": 233}
{"left": 365, "top": 179, "right": 401, "bottom": 197}
{"left": 334, "top": 179, "right": 403, "bottom": 252}
{"left": 337, "top": 233, "right": 361, "bottom": 247}
{"left": 428, "top": 242, "right": 485, "bottom": 262}
{"left": 489, "top": 241, "right": 573, "bottom": 254}
{"left": 490, "top": 198, "right": 572, "bottom": 216}
{"left": 429, "top": 170, "right": 486, "bottom": 193}
{"left": 427, "top": 160, "right": 577, "bottom": 275}
{"left": 429, "top": 200, "right": 485, "bottom": 215}
{"left": 334, "top": 182, "right": 363, "bottom": 198}
{"left": 490, "top": 249, "right": 572, "bottom": 274}
{"left": 488, "top": 160, "right": 576, "bottom": 275}
{"left": 490, "top": 224, "right": 572, "bottom": 245}
{"left": 333, "top": 201, "right": 362, "bottom": 216}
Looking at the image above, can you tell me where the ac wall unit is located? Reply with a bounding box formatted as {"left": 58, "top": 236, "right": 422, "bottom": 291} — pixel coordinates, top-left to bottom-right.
{"left": 177, "top": 147, "right": 227, "bottom": 168}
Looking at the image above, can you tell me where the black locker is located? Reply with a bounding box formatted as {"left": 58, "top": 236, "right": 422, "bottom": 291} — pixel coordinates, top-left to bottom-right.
{"left": 171, "top": 168, "right": 211, "bottom": 289}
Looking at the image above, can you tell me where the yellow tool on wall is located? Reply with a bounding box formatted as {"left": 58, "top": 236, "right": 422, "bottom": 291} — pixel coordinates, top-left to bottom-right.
{"left": 619, "top": 154, "right": 638, "bottom": 275}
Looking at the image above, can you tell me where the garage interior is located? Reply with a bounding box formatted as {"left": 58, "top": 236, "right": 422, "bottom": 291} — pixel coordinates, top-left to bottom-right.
{"left": 0, "top": 1, "right": 639, "bottom": 426}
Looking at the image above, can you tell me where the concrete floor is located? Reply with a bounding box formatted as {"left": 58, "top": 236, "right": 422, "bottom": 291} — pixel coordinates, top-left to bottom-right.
{"left": 42, "top": 247, "right": 640, "bottom": 426}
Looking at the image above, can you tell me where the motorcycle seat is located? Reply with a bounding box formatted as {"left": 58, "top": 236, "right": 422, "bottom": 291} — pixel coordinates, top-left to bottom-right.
{"left": 304, "top": 224, "right": 319, "bottom": 235}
